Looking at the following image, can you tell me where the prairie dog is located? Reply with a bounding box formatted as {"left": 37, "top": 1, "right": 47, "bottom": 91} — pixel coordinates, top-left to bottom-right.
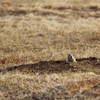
{"left": 66, "top": 54, "right": 77, "bottom": 63}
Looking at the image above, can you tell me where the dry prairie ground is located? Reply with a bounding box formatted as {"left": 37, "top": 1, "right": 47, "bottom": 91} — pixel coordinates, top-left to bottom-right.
{"left": 0, "top": 0, "right": 100, "bottom": 99}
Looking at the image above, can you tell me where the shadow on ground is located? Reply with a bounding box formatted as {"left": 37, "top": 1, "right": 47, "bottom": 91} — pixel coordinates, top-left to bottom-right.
{"left": 0, "top": 57, "right": 100, "bottom": 74}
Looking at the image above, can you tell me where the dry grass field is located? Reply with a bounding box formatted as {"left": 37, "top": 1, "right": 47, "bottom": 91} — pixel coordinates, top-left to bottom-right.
{"left": 0, "top": 0, "right": 100, "bottom": 99}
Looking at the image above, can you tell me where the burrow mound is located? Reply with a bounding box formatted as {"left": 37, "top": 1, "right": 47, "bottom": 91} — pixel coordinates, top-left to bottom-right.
{"left": 0, "top": 57, "right": 100, "bottom": 74}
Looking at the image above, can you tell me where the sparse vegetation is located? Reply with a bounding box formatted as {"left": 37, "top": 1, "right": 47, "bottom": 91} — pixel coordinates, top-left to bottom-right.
{"left": 0, "top": 0, "right": 100, "bottom": 99}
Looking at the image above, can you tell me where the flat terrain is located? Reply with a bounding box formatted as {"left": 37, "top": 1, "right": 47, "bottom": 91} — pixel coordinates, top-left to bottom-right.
{"left": 0, "top": 0, "right": 100, "bottom": 99}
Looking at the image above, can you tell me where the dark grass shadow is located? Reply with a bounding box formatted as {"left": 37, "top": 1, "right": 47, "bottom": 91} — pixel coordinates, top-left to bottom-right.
{"left": 77, "top": 57, "right": 98, "bottom": 61}
{"left": 0, "top": 10, "right": 28, "bottom": 17}
{"left": 0, "top": 57, "right": 99, "bottom": 74}
{"left": 0, "top": 60, "right": 74, "bottom": 74}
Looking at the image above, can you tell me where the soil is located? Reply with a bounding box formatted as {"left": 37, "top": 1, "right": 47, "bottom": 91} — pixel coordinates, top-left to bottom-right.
{"left": 0, "top": 57, "right": 100, "bottom": 74}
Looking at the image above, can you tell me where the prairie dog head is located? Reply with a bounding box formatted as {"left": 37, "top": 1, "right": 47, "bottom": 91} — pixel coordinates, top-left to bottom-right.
{"left": 66, "top": 54, "right": 77, "bottom": 63}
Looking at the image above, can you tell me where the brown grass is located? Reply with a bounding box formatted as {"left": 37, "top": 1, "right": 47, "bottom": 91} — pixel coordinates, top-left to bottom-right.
{"left": 0, "top": 0, "right": 100, "bottom": 99}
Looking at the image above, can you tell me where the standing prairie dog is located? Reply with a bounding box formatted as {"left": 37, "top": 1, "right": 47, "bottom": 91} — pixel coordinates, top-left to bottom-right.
{"left": 66, "top": 54, "right": 77, "bottom": 63}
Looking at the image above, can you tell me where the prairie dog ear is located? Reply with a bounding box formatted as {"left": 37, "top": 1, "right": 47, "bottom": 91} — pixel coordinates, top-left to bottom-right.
{"left": 66, "top": 54, "right": 77, "bottom": 63}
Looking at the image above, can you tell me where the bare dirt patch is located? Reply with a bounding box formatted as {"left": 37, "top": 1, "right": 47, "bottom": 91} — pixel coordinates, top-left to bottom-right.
{"left": 0, "top": 57, "right": 99, "bottom": 74}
